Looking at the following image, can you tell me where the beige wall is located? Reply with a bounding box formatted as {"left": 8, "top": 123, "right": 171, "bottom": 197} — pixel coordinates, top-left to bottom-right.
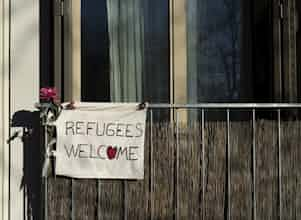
{"left": 0, "top": 0, "right": 39, "bottom": 219}
{"left": 0, "top": 0, "right": 10, "bottom": 219}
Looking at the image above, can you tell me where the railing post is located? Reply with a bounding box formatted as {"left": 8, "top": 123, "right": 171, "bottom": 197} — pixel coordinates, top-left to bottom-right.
{"left": 252, "top": 109, "right": 256, "bottom": 220}
{"left": 175, "top": 109, "right": 180, "bottom": 219}
{"left": 201, "top": 109, "right": 205, "bottom": 220}
{"left": 150, "top": 109, "right": 154, "bottom": 220}
{"left": 277, "top": 109, "right": 282, "bottom": 220}
{"left": 226, "top": 109, "right": 231, "bottom": 220}
{"left": 71, "top": 179, "right": 74, "bottom": 220}
{"left": 44, "top": 119, "right": 48, "bottom": 220}
{"left": 97, "top": 180, "right": 100, "bottom": 220}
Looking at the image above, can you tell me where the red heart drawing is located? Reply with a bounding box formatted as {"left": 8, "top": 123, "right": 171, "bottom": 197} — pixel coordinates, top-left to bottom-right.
{"left": 107, "top": 146, "right": 117, "bottom": 160}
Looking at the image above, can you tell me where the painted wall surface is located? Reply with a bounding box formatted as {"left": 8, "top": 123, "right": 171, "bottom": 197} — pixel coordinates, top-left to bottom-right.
{"left": 0, "top": 0, "right": 11, "bottom": 219}
{"left": 0, "top": 0, "right": 39, "bottom": 219}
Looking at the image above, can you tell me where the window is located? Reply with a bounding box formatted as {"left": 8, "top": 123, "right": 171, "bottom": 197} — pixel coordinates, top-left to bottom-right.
{"left": 46, "top": 0, "right": 300, "bottom": 104}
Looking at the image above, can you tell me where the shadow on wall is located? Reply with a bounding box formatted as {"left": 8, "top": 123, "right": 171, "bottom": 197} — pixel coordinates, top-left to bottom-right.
{"left": 11, "top": 110, "right": 43, "bottom": 220}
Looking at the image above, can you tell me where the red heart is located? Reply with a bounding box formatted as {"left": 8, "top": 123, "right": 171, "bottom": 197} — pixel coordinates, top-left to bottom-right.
{"left": 107, "top": 146, "right": 117, "bottom": 160}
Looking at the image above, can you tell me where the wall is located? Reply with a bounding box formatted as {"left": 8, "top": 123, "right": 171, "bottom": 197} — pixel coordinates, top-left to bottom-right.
{"left": 0, "top": 0, "right": 11, "bottom": 219}
{"left": 0, "top": 0, "right": 39, "bottom": 219}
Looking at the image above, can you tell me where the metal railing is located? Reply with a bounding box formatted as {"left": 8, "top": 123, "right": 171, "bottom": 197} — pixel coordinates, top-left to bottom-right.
{"left": 147, "top": 103, "right": 301, "bottom": 220}
{"left": 43, "top": 103, "right": 301, "bottom": 220}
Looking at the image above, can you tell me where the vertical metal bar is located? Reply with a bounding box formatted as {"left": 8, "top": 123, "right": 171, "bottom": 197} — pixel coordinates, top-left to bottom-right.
{"left": 150, "top": 109, "right": 154, "bottom": 220}
{"left": 201, "top": 109, "right": 205, "bottom": 220}
{"left": 124, "top": 181, "right": 127, "bottom": 220}
{"left": 97, "top": 180, "right": 101, "bottom": 220}
{"left": 277, "top": 109, "right": 282, "bottom": 220}
{"left": 226, "top": 109, "right": 231, "bottom": 220}
{"left": 44, "top": 121, "right": 48, "bottom": 220}
{"left": 71, "top": 178, "right": 74, "bottom": 220}
{"left": 175, "top": 109, "right": 180, "bottom": 220}
{"left": 252, "top": 109, "right": 256, "bottom": 220}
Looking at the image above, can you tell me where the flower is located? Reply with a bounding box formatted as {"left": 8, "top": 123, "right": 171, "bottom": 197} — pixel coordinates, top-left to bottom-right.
{"left": 38, "top": 87, "right": 62, "bottom": 121}
{"left": 40, "top": 87, "right": 58, "bottom": 101}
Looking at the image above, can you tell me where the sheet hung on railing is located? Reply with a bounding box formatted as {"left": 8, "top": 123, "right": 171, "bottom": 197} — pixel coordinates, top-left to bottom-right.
{"left": 54, "top": 103, "right": 146, "bottom": 179}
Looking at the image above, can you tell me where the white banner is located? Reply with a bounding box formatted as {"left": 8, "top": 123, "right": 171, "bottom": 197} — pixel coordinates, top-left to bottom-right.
{"left": 54, "top": 103, "right": 147, "bottom": 179}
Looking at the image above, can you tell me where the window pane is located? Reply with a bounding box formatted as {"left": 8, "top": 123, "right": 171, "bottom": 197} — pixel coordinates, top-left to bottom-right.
{"left": 81, "top": 0, "right": 110, "bottom": 101}
{"left": 187, "top": 0, "right": 274, "bottom": 103}
{"left": 81, "top": 0, "right": 169, "bottom": 103}
{"left": 143, "top": 0, "right": 170, "bottom": 103}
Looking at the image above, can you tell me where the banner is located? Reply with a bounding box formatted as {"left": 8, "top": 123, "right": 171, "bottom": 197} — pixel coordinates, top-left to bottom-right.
{"left": 54, "top": 103, "right": 146, "bottom": 179}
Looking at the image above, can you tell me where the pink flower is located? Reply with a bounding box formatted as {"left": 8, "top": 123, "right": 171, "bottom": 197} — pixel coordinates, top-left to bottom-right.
{"left": 40, "top": 87, "right": 58, "bottom": 101}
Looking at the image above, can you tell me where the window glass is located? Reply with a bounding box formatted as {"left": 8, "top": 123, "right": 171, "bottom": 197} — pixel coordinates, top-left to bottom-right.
{"left": 81, "top": 0, "right": 110, "bottom": 101}
{"left": 143, "top": 0, "right": 170, "bottom": 103}
{"left": 187, "top": 0, "right": 274, "bottom": 103}
{"left": 82, "top": 0, "right": 276, "bottom": 104}
{"left": 81, "top": 0, "right": 169, "bottom": 103}
{"left": 297, "top": 1, "right": 301, "bottom": 102}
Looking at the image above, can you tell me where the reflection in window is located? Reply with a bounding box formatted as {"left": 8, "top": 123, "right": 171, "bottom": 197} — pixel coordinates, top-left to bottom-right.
{"left": 188, "top": 0, "right": 274, "bottom": 103}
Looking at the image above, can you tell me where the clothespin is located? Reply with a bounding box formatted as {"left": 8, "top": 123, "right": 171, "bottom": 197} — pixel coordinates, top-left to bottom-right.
{"left": 65, "top": 101, "right": 76, "bottom": 110}
{"left": 138, "top": 102, "right": 147, "bottom": 110}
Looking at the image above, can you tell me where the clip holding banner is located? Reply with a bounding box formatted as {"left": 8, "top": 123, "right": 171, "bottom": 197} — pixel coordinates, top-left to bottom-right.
{"left": 138, "top": 102, "right": 148, "bottom": 110}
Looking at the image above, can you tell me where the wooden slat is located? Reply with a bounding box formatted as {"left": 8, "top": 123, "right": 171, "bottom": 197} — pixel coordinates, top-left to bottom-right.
{"left": 73, "top": 180, "right": 97, "bottom": 220}
{"left": 152, "top": 123, "right": 174, "bottom": 219}
{"left": 177, "top": 123, "right": 201, "bottom": 219}
{"left": 124, "top": 180, "right": 148, "bottom": 219}
{"left": 256, "top": 120, "right": 278, "bottom": 219}
{"left": 230, "top": 121, "right": 252, "bottom": 220}
{"left": 47, "top": 177, "right": 71, "bottom": 220}
{"left": 124, "top": 123, "right": 150, "bottom": 219}
{"left": 204, "top": 121, "right": 227, "bottom": 219}
{"left": 296, "top": 121, "right": 301, "bottom": 219}
{"left": 97, "top": 180, "right": 123, "bottom": 219}
{"left": 281, "top": 120, "right": 297, "bottom": 219}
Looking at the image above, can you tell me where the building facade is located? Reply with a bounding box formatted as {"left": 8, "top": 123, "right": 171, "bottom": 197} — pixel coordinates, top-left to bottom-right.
{"left": 1, "top": 0, "right": 301, "bottom": 219}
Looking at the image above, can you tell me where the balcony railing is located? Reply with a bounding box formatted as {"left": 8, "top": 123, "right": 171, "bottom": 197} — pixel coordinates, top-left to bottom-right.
{"left": 45, "top": 103, "right": 301, "bottom": 220}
